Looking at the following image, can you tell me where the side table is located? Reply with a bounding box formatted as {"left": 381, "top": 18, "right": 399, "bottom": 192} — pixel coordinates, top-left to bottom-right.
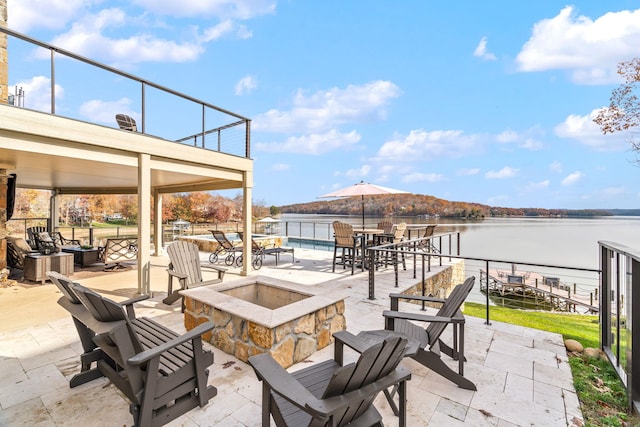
{"left": 23, "top": 253, "right": 74, "bottom": 285}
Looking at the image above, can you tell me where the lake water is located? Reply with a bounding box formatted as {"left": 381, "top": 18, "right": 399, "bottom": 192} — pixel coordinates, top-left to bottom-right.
{"left": 280, "top": 214, "right": 640, "bottom": 269}
{"left": 279, "top": 214, "right": 640, "bottom": 306}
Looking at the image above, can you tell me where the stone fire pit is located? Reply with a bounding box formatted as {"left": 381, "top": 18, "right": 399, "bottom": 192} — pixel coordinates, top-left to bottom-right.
{"left": 181, "top": 276, "right": 346, "bottom": 368}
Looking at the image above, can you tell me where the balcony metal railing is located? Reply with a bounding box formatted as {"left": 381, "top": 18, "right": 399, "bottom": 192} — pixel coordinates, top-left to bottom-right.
{"left": 0, "top": 27, "right": 251, "bottom": 158}
{"left": 599, "top": 241, "right": 640, "bottom": 414}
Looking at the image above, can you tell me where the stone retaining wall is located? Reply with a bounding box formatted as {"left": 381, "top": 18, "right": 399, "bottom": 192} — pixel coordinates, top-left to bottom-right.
{"left": 401, "top": 261, "right": 466, "bottom": 308}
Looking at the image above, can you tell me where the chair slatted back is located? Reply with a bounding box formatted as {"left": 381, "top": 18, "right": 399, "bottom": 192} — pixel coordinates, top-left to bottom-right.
{"left": 332, "top": 221, "right": 356, "bottom": 248}
{"left": 423, "top": 225, "right": 437, "bottom": 238}
{"left": 393, "top": 223, "right": 407, "bottom": 243}
{"left": 69, "top": 282, "right": 144, "bottom": 354}
{"left": 47, "top": 271, "right": 82, "bottom": 304}
{"left": 115, "top": 114, "right": 137, "bottom": 131}
{"left": 426, "top": 277, "right": 475, "bottom": 344}
{"left": 210, "top": 230, "right": 237, "bottom": 251}
{"left": 238, "top": 232, "right": 263, "bottom": 254}
{"left": 377, "top": 220, "right": 394, "bottom": 234}
{"left": 167, "top": 241, "right": 204, "bottom": 285}
{"left": 321, "top": 335, "right": 407, "bottom": 425}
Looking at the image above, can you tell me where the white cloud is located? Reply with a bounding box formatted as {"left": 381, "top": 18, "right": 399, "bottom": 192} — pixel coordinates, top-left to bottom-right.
{"left": 132, "top": 0, "right": 276, "bottom": 20}
{"left": 473, "top": 36, "right": 496, "bottom": 61}
{"left": 235, "top": 75, "right": 257, "bottom": 96}
{"left": 10, "top": 75, "right": 63, "bottom": 113}
{"left": 402, "top": 172, "right": 445, "bottom": 183}
{"left": 561, "top": 171, "right": 584, "bottom": 186}
{"left": 457, "top": 168, "right": 480, "bottom": 176}
{"left": 198, "top": 20, "right": 253, "bottom": 42}
{"left": 7, "top": 0, "right": 91, "bottom": 32}
{"left": 516, "top": 6, "right": 640, "bottom": 84}
{"left": 377, "top": 129, "right": 478, "bottom": 161}
{"left": 525, "top": 180, "right": 550, "bottom": 191}
{"left": 253, "top": 80, "right": 402, "bottom": 133}
{"left": 549, "top": 161, "right": 563, "bottom": 173}
{"left": 254, "top": 129, "right": 361, "bottom": 154}
{"left": 555, "top": 109, "right": 628, "bottom": 150}
{"left": 79, "top": 98, "right": 137, "bottom": 125}
{"left": 46, "top": 9, "right": 204, "bottom": 65}
{"left": 345, "top": 165, "right": 371, "bottom": 178}
{"left": 485, "top": 166, "right": 518, "bottom": 179}
{"left": 496, "top": 130, "right": 519, "bottom": 143}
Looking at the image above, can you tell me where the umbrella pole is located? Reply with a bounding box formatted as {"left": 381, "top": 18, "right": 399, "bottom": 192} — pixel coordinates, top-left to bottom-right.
{"left": 361, "top": 195, "right": 365, "bottom": 228}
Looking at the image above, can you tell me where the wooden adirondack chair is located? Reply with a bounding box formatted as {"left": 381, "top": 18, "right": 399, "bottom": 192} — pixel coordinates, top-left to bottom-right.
{"left": 380, "top": 276, "right": 476, "bottom": 391}
{"left": 249, "top": 331, "right": 411, "bottom": 427}
{"left": 164, "top": 240, "right": 226, "bottom": 311}
{"left": 69, "top": 281, "right": 217, "bottom": 427}
{"left": 48, "top": 271, "right": 147, "bottom": 388}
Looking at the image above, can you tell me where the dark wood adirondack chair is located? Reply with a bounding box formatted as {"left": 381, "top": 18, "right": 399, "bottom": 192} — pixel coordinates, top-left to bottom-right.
{"left": 378, "top": 276, "right": 477, "bottom": 391}
{"left": 164, "top": 240, "right": 226, "bottom": 311}
{"left": 69, "top": 281, "right": 217, "bottom": 427}
{"left": 48, "top": 271, "right": 147, "bottom": 387}
{"left": 249, "top": 331, "right": 411, "bottom": 427}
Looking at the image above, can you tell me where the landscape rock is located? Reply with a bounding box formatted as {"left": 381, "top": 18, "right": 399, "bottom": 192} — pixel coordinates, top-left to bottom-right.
{"left": 564, "top": 339, "right": 584, "bottom": 353}
{"left": 584, "top": 347, "right": 604, "bottom": 359}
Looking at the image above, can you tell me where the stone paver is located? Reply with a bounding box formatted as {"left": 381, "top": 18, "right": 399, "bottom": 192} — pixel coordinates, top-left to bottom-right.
{"left": 0, "top": 247, "right": 583, "bottom": 426}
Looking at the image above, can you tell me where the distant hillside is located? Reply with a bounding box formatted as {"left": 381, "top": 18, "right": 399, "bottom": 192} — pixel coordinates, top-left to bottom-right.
{"left": 279, "top": 194, "right": 614, "bottom": 218}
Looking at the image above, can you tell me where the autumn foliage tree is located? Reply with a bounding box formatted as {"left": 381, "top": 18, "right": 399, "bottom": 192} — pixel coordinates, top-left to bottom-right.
{"left": 594, "top": 58, "right": 640, "bottom": 153}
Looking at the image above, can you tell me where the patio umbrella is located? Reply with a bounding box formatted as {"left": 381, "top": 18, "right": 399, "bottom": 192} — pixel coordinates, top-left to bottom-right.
{"left": 318, "top": 180, "right": 409, "bottom": 227}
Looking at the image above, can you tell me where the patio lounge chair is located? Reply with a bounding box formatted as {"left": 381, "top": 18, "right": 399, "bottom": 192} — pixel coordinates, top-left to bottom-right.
{"left": 69, "top": 281, "right": 217, "bottom": 427}
{"left": 163, "top": 240, "right": 226, "bottom": 311}
{"left": 208, "top": 230, "right": 242, "bottom": 265}
{"left": 115, "top": 113, "right": 137, "bottom": 131}
{"left": 358, "top": 276, "right": 477, "bottom": 399}
{"left": 249, "top": 330, "right": 411, "bottom": 427}
{"left": 236, "top": 232, "right": 295, "bottom": 270}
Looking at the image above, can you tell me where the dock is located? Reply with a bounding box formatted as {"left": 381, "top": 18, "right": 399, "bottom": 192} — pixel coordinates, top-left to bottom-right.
{"left": 479, "top": 268, "right": 599, "bottom": 314}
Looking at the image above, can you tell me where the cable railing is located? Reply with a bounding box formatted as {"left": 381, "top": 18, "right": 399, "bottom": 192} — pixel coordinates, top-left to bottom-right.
{"left": 0, "top": 27, "right": 251, "bottom": 158}
{"left": 365, "top": 237, "right": 601, "bottom": 315}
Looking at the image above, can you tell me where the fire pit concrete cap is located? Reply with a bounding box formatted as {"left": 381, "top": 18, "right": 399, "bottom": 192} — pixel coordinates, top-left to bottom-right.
{"left": 180, "top": 276, "right": 346, "bottom": 328}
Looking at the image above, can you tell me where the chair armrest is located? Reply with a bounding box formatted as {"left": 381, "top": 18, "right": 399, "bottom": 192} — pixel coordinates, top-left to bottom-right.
{"left": 333, "top": 330, "right": 372, "bottom": 353}
{"left": 119, "top": 294, "right": 150, "bottom": 318}
{"left": 128, "top": 321, "right": 215, "bottom": 365}
{"left": 201, "top": 264, "right": 227, "bottom": 279}
{"left": 389, "top": 293, "right": 446, "bottom": 304}
{"left": 383, "top": 310, "right": 464, "bottom": 324}
{"left": 248, "top": 353, "right": 320, "bottom": 410}
{"left": 167, "top": 269, "right": 188, "bottom": 281}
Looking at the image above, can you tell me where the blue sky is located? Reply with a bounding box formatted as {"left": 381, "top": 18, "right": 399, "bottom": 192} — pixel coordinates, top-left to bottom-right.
{"left": 6, "top": 1, "right": 640, "bottom": 209}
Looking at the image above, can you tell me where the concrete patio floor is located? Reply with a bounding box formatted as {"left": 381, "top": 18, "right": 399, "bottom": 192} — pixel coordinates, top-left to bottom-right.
{"left": 0, "top": 247, "right": 584, "bottom": 426}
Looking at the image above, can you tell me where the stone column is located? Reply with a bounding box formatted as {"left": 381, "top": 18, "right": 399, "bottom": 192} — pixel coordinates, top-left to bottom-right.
{"left": 0, "top": 0, "right": 7, "bottom": 104}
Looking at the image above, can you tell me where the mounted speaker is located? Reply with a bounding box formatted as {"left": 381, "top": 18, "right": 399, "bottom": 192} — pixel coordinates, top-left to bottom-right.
{"left": 7, "top": 174, "right": 16, "bottom": 220}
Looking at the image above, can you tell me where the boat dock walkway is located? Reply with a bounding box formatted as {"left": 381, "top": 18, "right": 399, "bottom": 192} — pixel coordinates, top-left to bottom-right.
{"left": 480, "top": 268, "right": 599, "bottom": 313}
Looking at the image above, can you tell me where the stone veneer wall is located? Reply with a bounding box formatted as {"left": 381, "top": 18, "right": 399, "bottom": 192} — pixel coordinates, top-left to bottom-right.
{"left": 184, "top": 297, "right": 346, "bottom": 369}
{"left": 401, "top": 261, "right": 466, "bottom": 308}
{"left": 177, "top": 235, "right": 283, "bottom": 253}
